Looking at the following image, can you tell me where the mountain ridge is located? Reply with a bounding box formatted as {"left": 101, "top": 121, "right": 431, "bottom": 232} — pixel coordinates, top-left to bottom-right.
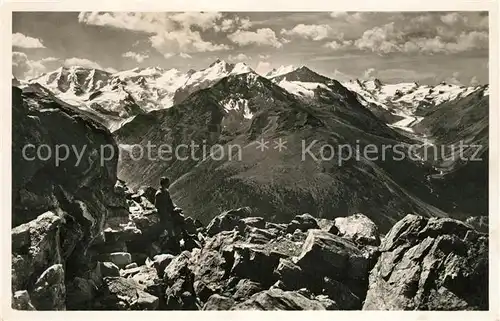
{"left": 25, "top": 61, "right": 489, "bottom": 134}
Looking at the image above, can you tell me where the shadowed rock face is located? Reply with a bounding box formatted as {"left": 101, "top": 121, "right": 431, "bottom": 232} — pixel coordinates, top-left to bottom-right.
{"left": 12, "top": 86, "right": 119, "bottom": 231}
{"left": 363, "top": 214, "right": 488, "bottom": 310}
{"left": 11, "top": 86, "right": 122, "bottom": 309}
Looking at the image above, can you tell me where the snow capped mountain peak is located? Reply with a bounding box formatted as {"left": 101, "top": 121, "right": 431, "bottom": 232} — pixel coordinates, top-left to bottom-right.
{"left": 362, "top": 78, "right": 384, "bottom": 91}
{"left": 209, "top": 58, "right": 230, "bottom": 68}
{"left": 22, "top": 59, "right": 488, "bottom": 136}
{"left": 271, "top": 66, "right": 331, "bottom": 84}
{"left": 231, "top": 62, "right": 252, "bottom": 74}
{"left": 343, "top": 77, "right": 485, "bottom": 116}
{"left": 184, "top": 60, "right": 253, "bottom": 88}
{"left": 30, "top": 65, "right": 112, "bottom": 96}
{"left": 265, "top": 65, "right": 298, "bottom": 79}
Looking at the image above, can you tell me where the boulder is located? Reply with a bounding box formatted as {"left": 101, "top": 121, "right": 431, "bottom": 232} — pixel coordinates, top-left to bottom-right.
{"left": 232, "top": 279, "right": 263, "bottom": 301}
{"left": 363, "top": 215, "right": 488, "bottom": 310}
{"left": 30, "top": 264, "right": 66, "bottom": 310}
{"left": 203, "top": 230, "right": 243, "bottom": 252}
{"left": 11, "top": 211, "right": 62, "bottom": 292}
{"left": 322, "top": 277, "right": 361, "bottom": 310}
{"left": 274, "top": 258, "right": 308, "bottom": 290}
{"left": 151, "top": 253, "right": 175, "bottom": 276}
{"left": 164, "top": 251, "right": 193, "bottom": 282}
{"left": 191, "top": 250, "right": 229, "bottom": 301}
{"left": 102, "top": 216, "right": 141, "bottom": 245}
{"left": 206, "top": 210, "right": 247, "bottom": 236}
{"left": 316, "top": 218, "right": 336, "bottom": 232}
{"left": 120, "top": 266, "right": 142, "bottom": 278}
{"left": 163, "top": 251, "right": 198, "bottom": 310}
{"left": 230, "top": 244, "right": 281, "bottom": 286}
{"left": 12, "top": 290, "right": 35, "bottom": 310}
{"left": 95, "top": 277, "right": 159, "bottom": 310}
{"left": 203, "top": 294, "right": 235, "bottom": 310}
{"left": 465, "top": 216, "right": 488, "bottom": 234}
{"left": 225, "top": 207, "right": 252, "bottom": 217}
{"left": 334, "top": 213, "right": 381, "bottom": 246}
{"left": 294, "top": 229, "right": 369, "bottom": 298}
{"left": 241, "top": 217, "right": 266, "bottom": 229}
{"left": 106, "top": 252, "right": 132, "bottom": 268}
{"left": 286, "top": 213, "right": 319, "bottom": 233}
{"left": 265, "top": 222, "right": 287, "bottom": 232}
{"left": 270, "top": 280, "right": 286, "bottom": 290}
{"left": 94, "top": 261, "right": 120, "bottom": 280}
{"left": 137, "top": 186, "right": 157, "bottom": 204}
{"left": 232, "top": 288, "right": 326, "bottom": 310}
{"left": 314, "top": 295, "right": 337, "bottom": 310}
{"left": 183, "top": 216, "right": 199, "bottom": 235}
{"left": 244, "top": 226, "right": 278, "bottom": 244}
{"left": 180, "top": 234, "right": 202, "bottom": 252}
{"left": 65, "top": 277, "right": 95, "bottom": 309}
{"left": 130, "top": 266, "right": 164, "bottom": 301}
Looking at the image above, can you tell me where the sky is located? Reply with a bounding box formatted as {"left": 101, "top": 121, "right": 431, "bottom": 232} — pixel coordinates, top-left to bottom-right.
{"left": 12, "top": 11, "right": 489, "bottom": 85}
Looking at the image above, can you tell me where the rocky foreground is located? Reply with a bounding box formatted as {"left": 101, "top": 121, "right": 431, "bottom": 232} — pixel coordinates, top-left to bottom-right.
{"left": 11, "top": 86, "right": 488, "bottom": 311}
{"left": 12, "top": 194, "right": 488, "bottom": 310}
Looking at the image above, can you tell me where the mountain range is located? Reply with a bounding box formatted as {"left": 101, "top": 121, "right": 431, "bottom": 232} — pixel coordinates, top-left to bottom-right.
{"left": 14, "top": 60, "right": 489, "bottom": 231}
{"left": 21, "top": 60, "right": 488, "bottom": 132}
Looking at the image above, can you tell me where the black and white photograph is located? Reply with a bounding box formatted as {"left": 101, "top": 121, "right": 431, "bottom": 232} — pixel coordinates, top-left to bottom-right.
{"left": 7, "top": 8, "right": 495, "bottom": 313}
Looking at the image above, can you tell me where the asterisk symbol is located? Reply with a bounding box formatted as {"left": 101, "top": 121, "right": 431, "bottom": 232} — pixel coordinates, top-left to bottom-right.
{"left": 274, "top": 138, "right": 287, "bottom": 152}
{"left": 255, "top": 138, "right": 269, "bottom": 152}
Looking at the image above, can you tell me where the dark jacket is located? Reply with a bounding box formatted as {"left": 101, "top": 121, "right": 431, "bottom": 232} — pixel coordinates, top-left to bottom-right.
{"left": 154, "top": 188, "right": 175, "bottom": 224}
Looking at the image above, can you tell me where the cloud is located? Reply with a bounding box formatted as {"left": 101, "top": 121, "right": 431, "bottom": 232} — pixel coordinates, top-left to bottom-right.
{"left": 78, "top": 12, "right": 231, "bottom": 55}
{"left": 228, "top": 53, "right": 251, "bottom": 62}
{"left": 353, "top": 18, "right": 489, "bottom": 54}
{"left": 12, "top": 52, "right": 48, "bottom": 79}
{"left": 445, "top": 71, "right": 463, "bottom": 85}
{"left": 440, "top": 12, "right": 468, "bottom": 26}
{"left": 324, "top": 40, "right": 353, "bottom": 50}
{"left": 12, "top": 32, "right": 45, "bottom": 48}
{"left": 228, "top": 28, "right": 283, "bottom": 48}
{"left": 259, "top": 54, "right": 271, "bottom": 60}
{"left": 354, "top": 22, "right": 402, "bottom": 54}
{"left": 163, "top": 53, "right": 175, "bottom": 59}
{"left": 214, "top": 16, "right": 253, "bottom": 32}
{"left": 363, "top": 68, "right": 376, "bottom": 79}
{"left": 40, "top": 57, "right": 59, "bottom": 63}
{"left": 330, "top": 12, "right": 368, "bottom": 23}
{"left": 402, "top": 31, "right": 488, "bottom": 54}
{"left": 469, "top": 76, "right": 479, "bottom": 86}
{"left": 179, "top": 52, "right": 193, "bottom": 59}
{"left": 150, "top": 29, "right": 230, "bottom": 54}
{"left": 78, "top": 12, "right": 172, "bottom": 32}
{"left": 410, "top": 14, "right": 434, "bottom": 25}
{"left": 255, "top": 61, "right": 273, "bottom": 75}
{"left": 239, "top": 18, "right": 252, "bottom": 30}
{"left": 64, "top": 57, "right": 116, "bottom": 72}
{"left": 330, "top": 12, "right": 348, "bottom": 18}
{"left": 281, "top": 24, "right": 340, "bottom": 41}
{"left": 122, "top": 51, "right": 149, "bottom": 63}
{"left": 216, "top": 19, "right": 235, "bottom": 32}
{"left": 169, "top": 12, "right": 222, "bottom": 30}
